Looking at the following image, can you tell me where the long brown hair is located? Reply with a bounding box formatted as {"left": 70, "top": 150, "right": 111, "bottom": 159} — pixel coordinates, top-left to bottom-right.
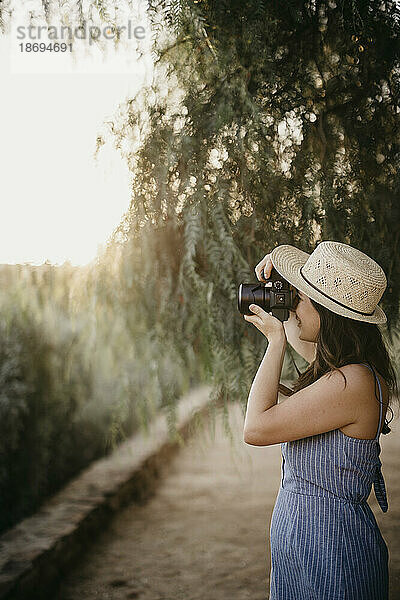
{"left": 293, "top": 299, "right": 398, "bottom": 432}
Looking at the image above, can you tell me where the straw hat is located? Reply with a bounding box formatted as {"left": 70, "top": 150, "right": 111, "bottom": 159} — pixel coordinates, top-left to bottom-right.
{"left": 270, "top": 241, "right": 387, "bottom": 324}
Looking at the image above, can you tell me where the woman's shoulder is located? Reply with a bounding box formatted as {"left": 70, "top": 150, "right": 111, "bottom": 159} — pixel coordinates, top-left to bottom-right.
{"left": 328, "top": 363, "right": 389, "bottom": 407}
{"left": 331, "top": 363, "right": 389, "bottom": 439}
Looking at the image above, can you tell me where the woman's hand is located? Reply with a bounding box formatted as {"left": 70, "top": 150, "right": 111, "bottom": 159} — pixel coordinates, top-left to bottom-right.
{"left": 246, "top": 252, "right": 285, "bottom": 341}
{"left": 254, "top": 253, "right": 273, "bottom": 281}
{"left": 244, "top": 304, "right": 286, "bottom": 342}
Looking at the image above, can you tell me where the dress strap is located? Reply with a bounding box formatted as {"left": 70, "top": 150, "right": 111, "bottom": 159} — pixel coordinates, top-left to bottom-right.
{"left": 373, "top": 465, "right": 389, "bottom": 512}
{"left": 359, "top": 363, "right": 384, "bottom": 441}
{"left": 359, "top": 363, "right": 388, "bottom": 512}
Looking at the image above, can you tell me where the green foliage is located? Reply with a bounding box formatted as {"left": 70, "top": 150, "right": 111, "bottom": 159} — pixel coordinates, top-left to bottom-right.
{"left": 0, "top": 259, "right": 198, "bottom": 533}
{"left": 98, "top": 0, "right": 400, "bottom": 429}
{"left": 0, "top": 280, "right": 97, "bottom": 531}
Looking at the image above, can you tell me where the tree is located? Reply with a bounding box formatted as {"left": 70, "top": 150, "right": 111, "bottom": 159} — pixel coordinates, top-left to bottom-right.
{"left": 98, "top": 1, "right": 400, "bottom": 412}
{"left": 2, "top": 0, "right": 399, "bottom": 420}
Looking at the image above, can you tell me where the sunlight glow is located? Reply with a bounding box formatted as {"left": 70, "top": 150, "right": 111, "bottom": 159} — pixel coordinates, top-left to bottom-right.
{"left": 0, "top": 6, "right": 153, "bottom": 266}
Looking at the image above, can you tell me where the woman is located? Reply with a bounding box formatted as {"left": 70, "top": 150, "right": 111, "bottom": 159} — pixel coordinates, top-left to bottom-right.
{"left": 242, "top": 241, "right": 397, "bottom": 600}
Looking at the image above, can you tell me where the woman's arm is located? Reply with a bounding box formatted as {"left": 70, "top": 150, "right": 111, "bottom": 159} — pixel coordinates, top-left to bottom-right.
{"left": 243, "top": 364, "right": 366, "bottom": 446}
{"left": 284, "top": 310, "right": 316, "bottom": 364}
{"left": 243, "top": 332, "right": 287, "bottom": 434}
{"left": 242, "top": 302, "right": 364, "bottom": 447}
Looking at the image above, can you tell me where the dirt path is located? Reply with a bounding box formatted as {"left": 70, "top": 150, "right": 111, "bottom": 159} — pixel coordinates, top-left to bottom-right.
{"left": 55, "top": 402, "right": 400, "bottom": 600}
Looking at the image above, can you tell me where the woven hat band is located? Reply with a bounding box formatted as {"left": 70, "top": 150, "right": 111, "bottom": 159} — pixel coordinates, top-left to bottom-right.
{"left": 300, "top": 267, "right": 376, "bottom": 317}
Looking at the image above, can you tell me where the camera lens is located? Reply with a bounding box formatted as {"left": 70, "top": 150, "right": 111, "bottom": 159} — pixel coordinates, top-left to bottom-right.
{"left": 238, "top": 283, "right": 270, "bottom": 315}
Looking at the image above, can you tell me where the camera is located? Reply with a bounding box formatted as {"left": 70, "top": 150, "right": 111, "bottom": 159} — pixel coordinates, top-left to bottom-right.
{"left": 238, "top": 268, "right": 296, "bottom": 322}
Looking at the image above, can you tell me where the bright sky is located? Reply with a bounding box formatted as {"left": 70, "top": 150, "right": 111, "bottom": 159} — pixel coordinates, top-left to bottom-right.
{"left": 0, "top": 1, "right": 154, "bottom": 266}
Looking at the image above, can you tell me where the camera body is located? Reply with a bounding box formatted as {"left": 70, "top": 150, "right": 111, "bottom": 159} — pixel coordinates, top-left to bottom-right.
{"left": 238, "top": 268, "right": 295, "bottom": 322}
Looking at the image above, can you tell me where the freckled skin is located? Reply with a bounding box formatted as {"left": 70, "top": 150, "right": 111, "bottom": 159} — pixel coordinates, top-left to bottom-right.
{"left": 295, "top": 291, "right": 320, "bottom": 343}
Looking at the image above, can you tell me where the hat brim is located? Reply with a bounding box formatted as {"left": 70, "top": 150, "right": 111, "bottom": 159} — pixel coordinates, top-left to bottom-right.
{"left": 270, "top": 245, "right": 387, "bottom": 325}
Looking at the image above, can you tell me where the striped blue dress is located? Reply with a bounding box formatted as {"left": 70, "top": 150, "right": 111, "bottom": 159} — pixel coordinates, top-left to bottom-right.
{"left": 269, "top": 364, "right": 389, "bottom": 599}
